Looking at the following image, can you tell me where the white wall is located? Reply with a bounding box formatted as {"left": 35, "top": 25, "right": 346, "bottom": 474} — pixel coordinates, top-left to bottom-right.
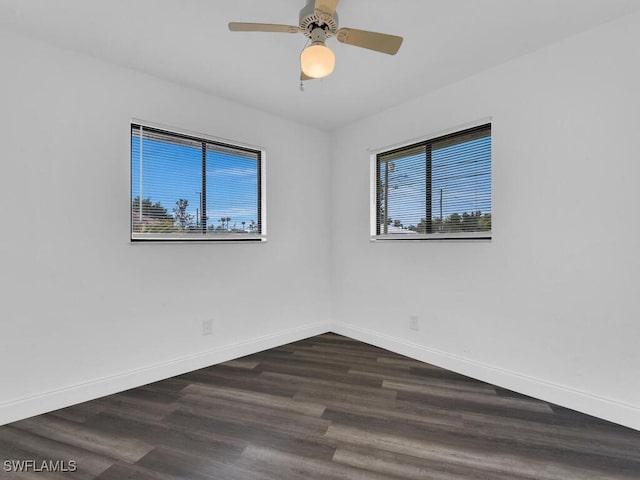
{"left": 330, "top": 11, "right": 640, "bottom": 429}
{"left": 0, "top": 29, "right": 332, "bottom": 424}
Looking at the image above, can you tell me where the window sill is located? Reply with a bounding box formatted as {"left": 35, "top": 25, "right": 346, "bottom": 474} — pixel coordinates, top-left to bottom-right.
{"left": 131, "top": 233, "right": 267, "bottom": 243}
{"left": 371, "top": 232, "right": 491, "bottom": 241}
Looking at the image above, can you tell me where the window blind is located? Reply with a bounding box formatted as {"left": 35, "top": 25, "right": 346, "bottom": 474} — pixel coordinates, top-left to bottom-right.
{"left": 131, "top": 124, "right": 263, "bottom": 241}
{"left": 375, "top": 124, "right": 491, "bottom": 239}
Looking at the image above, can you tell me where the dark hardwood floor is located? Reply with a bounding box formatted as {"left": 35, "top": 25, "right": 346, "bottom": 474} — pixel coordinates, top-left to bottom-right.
{"left": 1, "top": 333, "right": 639, "bottom": 479}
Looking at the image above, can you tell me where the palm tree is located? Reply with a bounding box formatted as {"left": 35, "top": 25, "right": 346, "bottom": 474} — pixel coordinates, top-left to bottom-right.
{"left": 241, "top": 221, "right": 246, "bottom": 231}
{"left": 225, "top": 217, "right": 231, "bottom": 230}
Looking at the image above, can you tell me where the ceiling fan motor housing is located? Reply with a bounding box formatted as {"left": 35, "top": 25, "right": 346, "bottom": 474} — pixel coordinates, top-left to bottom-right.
{"left": 299, "top": 0, "right": 338, "bottom": 38}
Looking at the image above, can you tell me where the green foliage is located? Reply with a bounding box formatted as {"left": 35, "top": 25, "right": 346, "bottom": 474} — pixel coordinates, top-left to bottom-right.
{"left": 173, "top": 199, "right": 194, "bottom": 229}
{"left": 407, "top": 212, "right": 491, "bottom": 234}
{"left": 216, "top": 216, "right": 234, "bottom": 232}
{"left": 131, "top": 196, "right": 172, "bottom": 221}
{"left": 139, "top": 219, "right": 176, "bottom": 233}
{"left": 478, "top": 213, "right": 492, "bottom": 231}
{"left": 207, "top": 218, "right": 256, "bottom": 234}
{"left": 446, "top": 212, "right": 462, "bottom": 232}
{"left": 132, "top": 196, "right": 176, "bottom": 233}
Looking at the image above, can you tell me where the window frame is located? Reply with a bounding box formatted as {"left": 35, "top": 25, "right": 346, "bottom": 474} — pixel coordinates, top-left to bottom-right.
{"left": 130, "top": 119, "right": 267, "bottom": 243}
{"left": 370, "top": 120, "right": 492, "bottom": 242}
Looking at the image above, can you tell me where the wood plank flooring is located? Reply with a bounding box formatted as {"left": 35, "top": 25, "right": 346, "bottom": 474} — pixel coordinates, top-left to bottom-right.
{"left": 1, "top": 333, "right": 639, "bottom": 479}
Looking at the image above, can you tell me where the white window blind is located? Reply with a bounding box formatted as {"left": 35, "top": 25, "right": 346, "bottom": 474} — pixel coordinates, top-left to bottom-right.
{"left": 131, "top": 124, "right": 264, "bottom": 241}
{"left": 374, "top": 124, "right": 491, "bottom": 240}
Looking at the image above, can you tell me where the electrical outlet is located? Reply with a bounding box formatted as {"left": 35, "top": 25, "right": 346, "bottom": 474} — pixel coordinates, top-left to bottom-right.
{"left": 202, "top": 319, "right": 213, "bottom": 336}
{"left": 409, "top": 315, "right": 420, "bottom": 331}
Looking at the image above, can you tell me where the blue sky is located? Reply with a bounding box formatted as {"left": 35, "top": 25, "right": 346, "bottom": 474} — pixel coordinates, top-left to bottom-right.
{"left": 131, "top": 136, "right": 259, "bottom": 230}
{"left": 132, "top": 130, "right": 489, "bottom": 232}
{"left": 380, "top": 135, "right": 491, "bottom": 228}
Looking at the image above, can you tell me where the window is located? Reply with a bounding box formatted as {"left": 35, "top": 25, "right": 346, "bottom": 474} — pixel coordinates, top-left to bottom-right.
{"left": 131, "top": 123, "right": 265, "bottom": 241}
{"left": 373, "top": 123, "right": 491, "bottom": 240}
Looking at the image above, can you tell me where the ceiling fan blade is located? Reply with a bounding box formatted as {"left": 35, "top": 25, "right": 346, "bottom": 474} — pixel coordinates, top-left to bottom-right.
{"left": 336, "top": 28, "right": 403, "bottom": 55}
{"left": 301, "top": 71, "right": 314, "bottom": 81}
{"left": 314, "top": 0, "right": 340, "bottom": 16}
{"left": 228, "top": 22, "right": 300, "bottom": 33}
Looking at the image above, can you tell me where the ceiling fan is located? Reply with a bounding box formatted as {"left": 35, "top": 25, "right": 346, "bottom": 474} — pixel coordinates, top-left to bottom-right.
{"left": 229, "top": 0, "right": 403, "bottom": 81}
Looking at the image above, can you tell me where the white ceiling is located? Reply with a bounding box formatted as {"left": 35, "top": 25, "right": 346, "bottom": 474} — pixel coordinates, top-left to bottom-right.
{"left": 2, "top": 0, "right": 640, "bottom": 131}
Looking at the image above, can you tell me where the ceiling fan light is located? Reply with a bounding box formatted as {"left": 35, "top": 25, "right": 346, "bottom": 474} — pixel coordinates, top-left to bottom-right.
{"left": 301, "top": 43, "right": 335, "bottom": 78}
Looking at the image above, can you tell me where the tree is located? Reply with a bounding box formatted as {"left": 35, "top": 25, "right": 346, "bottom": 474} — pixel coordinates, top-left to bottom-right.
{"left": 216, "top": 216, "right": 233, "bottom": 231}
{"left": 131, "top": 197, "right": 175, "bottom": 233}
{"left": 461, "top": 211, "right": 481, "bottom": 232}
{"left": 478, "top": 213, "right": 491, "bottom": 231}
{"left": 444, "top": 212, "right": 462, "bottom": 232}
{"left": 415, "top": 218, "right": 429, "bottom": 234}
{"left": 131, "top": 197, "right": 172, "bottom": 221}
{"left": 408, "top": 211, "right": 491, "bottom": 234}
{"left": 173, "top": 199, "right": 193, "bottom": 229}
{"left": 432, "top": 217, "right": 443, "bottom": 233}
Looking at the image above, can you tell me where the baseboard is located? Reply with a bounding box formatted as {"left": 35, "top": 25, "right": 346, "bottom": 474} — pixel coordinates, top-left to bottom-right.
{"left": 331, "top": 322, "right": 640, "bottom": 431}
{"left": 0, "top": 321, "right": 331, "bottom": 426}
{"left": 5, "top": 321, "right": 638, "bottom": 431}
